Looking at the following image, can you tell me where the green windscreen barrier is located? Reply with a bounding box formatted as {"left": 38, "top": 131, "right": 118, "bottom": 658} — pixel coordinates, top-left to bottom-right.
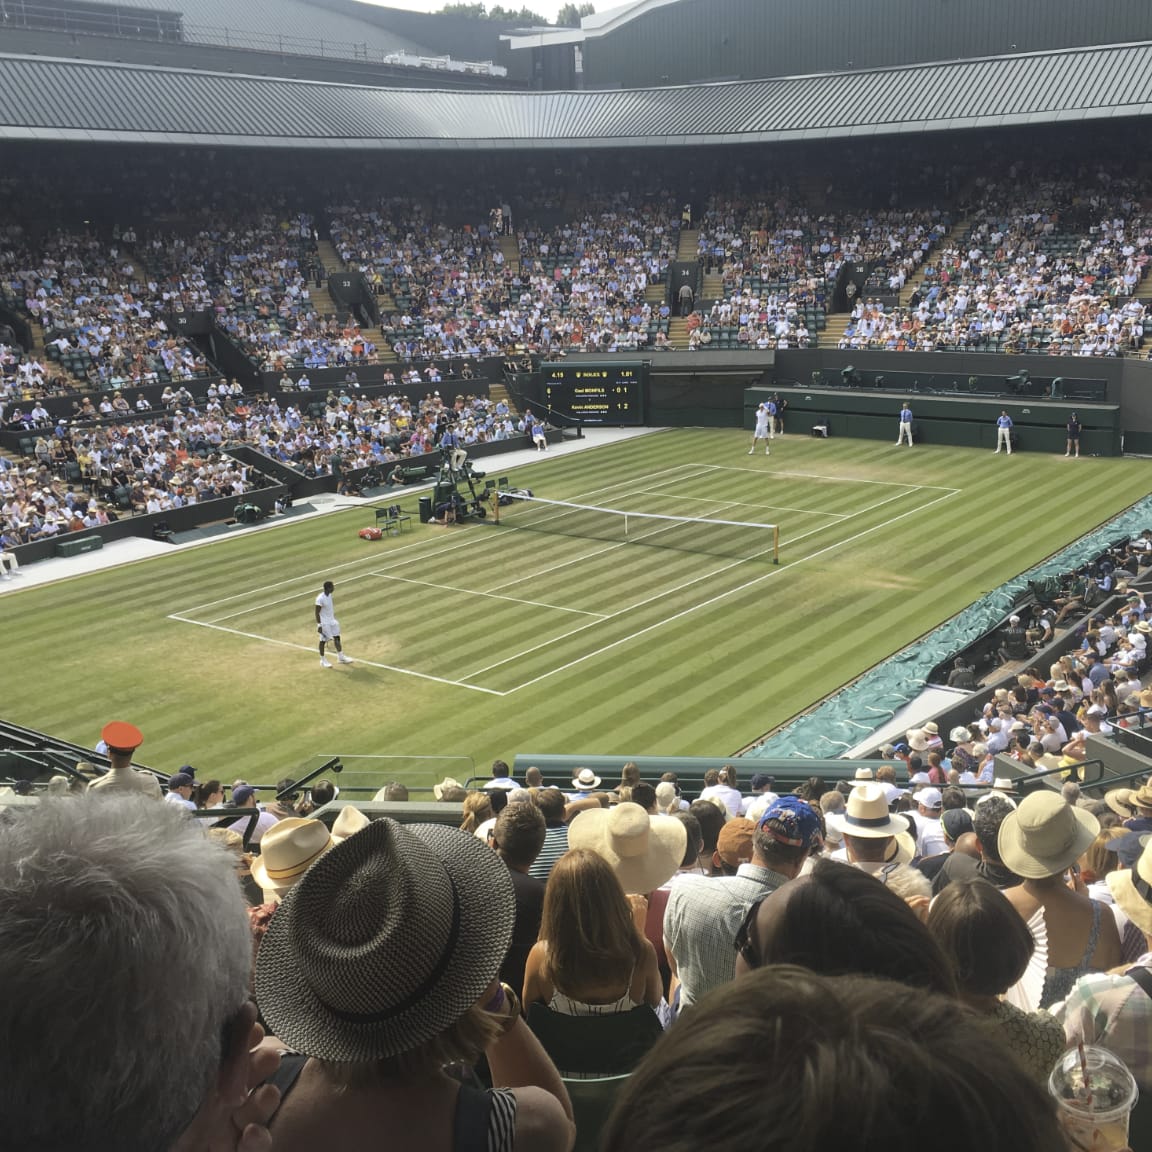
{"left": 746, "top": 494, "right": 1152, "bottom": 760}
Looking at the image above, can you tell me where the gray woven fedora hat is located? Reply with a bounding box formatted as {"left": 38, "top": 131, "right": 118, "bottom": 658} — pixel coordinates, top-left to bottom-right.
{"left": 255, "top": 817, "right": 514, "bottom": 1062}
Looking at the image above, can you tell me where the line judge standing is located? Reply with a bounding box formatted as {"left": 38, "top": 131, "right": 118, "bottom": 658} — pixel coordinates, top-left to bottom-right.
{"left": 995, "top": 409, "right": 1014, "bottom": 455}
{"left": 895, "top": 401, "right": 913, "bottom": 446}
{"left": 1065, "top": 412, "right": 1081, "bottom": 458}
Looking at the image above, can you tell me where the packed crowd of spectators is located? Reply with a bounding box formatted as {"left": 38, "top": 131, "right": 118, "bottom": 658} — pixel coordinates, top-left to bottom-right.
{"left": 330, "top": 192, "right": 678, "bottom": 360}
{"left": 0, "top": 225, "right": 216, "bottom": 391}
{"left": 137, "top": 212, "right": 373, "bottom": 371}
{"left": 698, "top": 194, "right": 947, "bottom": 293}
{"left": 838, "top": 178, "right": 1152, "bottom": 355}
{"left": 0, "top": 387, "right": 516, "bottom": 544}
{"left": 5, "top": 708, "right": 1151, "bottom": 1150}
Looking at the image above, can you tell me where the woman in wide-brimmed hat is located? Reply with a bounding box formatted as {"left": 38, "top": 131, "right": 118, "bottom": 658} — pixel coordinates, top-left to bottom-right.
{"left": 254, "top": 818, "right": 574, "bottom": 1152}
{"left": 1000, "top": 793, "right": 1123, "bottom": 1008}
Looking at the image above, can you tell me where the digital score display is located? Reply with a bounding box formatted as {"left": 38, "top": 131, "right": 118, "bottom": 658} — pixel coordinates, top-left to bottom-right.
{"left": 542, "top": 363, "right": 646, "bottom": 426}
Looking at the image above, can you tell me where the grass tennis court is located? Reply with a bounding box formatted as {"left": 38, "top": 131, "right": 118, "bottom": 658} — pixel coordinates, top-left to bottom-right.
{"left": 4, "top": 428, "right": 1151, "bottom": 786}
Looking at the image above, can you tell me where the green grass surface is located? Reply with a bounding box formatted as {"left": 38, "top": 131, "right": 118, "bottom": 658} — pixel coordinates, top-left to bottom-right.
{"left": 3, "top": 428, "right": 1150, "bottom": 790}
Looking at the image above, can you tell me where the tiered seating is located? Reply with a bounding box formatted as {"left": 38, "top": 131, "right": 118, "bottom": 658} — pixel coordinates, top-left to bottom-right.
{"left": 331, "top": 194, "right": 677, "bottom": 358}
{"left": 0, "top": 228, "right": 216, "bottom": 390}
{"left": 839, "top": 182, "right": 1152, "bottom": 355}
{"left": 140, "top": 214, "right": 357, "bottom": 370}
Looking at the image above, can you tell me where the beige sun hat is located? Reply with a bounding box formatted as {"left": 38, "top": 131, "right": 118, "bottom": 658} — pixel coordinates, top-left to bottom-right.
{"left": 567, "top": 802, "right": 687, "bottom": 894}
{"left": 922, "top": 722, "right": 939, "bottom": 736}
{"left": 1107, "top": 835, "right": 1152, "bottom": 935}
{"left": 331, "top": 804, "right": 371, "bottom": 843}
{"left": 1130, "top": 782, "right": 1152, "bottom": 814}
{"left": 250, "top": 817, "right": 335, "bottom": 902}
{"left": 997, "top": 792, "right": 1100, "bottom": 879}
{"left": 825, "top": 783, "right": 908, "bottom": 841}
{"left": 433, "top": 777, "right": 464, "bottom": 800}
{"left": 850, "top": 766, "right": 875, "bottom": 787}
{"left": 1106, "top": 788, "right": 1137, "bottom": 819}
{"left": 908, "top": 731, "right": 930, "bottom": 752}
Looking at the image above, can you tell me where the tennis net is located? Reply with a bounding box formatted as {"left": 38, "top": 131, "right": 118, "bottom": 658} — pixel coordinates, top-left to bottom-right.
{"left": 489, "top": 492, "right": 779, "bottom": 563}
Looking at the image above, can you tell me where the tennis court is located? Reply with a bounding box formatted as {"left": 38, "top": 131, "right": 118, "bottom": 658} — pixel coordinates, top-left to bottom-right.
{"left": 169, "top": 461, "right": 959, "bottom": 695}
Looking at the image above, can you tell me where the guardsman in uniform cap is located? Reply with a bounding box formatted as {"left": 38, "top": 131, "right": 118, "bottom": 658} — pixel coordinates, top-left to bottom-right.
{"left": 87, "top": 721, "right": 162, "bottom": 798}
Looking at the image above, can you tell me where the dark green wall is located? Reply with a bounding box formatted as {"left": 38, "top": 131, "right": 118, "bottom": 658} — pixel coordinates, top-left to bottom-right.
{"left": 746, "top": 387, "right": 1122, "bottom": 456}
{"left": 580, "top": 0, "right": 1152, "bottom": 88}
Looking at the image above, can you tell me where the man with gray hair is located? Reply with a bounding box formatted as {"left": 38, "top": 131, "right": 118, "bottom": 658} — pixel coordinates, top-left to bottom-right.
{"left": 0, "top": 795, "right": 279, "bottom": 1151}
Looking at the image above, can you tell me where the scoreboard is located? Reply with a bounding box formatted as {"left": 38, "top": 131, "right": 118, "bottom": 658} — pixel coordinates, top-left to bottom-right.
{"left": 541, "top": 363, "right": 646, "bottom": 425}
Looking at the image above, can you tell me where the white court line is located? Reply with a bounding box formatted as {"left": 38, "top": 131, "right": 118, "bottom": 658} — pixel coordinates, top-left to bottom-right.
{"left": 497, "top": 487, "right": 963, "bottom": 694}
{"left": 167, "top": 614, "right": 506, "bottom": 696}
{"left": 701, "top": 463, "right": 962, "bottom": 493}
{"left": 199, "top": 571, "right": 380, "bottom": 624}
{"left": 486, "top": 539, "right": 631, "bottom": 592}
{"left": 170, "top": 464, "right": 708, "bottom": 617}
{"left": 365, "top": 571, "right": 607, "bottom": 617}
{"left": 638, "top": 491, "right": 849, "bottom": 520}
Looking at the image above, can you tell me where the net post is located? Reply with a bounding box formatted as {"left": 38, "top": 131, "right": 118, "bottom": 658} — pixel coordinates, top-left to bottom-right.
{"left": 773, "top": 524, "right": 780, "bottom": 565}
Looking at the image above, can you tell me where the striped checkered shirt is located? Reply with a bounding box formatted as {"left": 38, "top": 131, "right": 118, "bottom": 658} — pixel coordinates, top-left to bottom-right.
{"left": 663, "top": 864, "right": 792, "bottom": 1007}
{"left": 529, "top": 824, "right": 569, "bottom": 882}
{"left": 1053, "top": 954, "right": 1152, "bottom": 1090}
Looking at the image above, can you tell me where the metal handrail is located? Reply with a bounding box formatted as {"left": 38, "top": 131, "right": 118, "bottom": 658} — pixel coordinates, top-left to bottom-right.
{"left": 1006, "top": 757, "right": 1148, "bottom": 794}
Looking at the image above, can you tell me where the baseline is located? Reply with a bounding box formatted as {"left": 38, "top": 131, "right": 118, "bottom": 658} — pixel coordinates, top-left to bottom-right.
{"left": 166, "top": 615, "right": 506, "bottom": 695}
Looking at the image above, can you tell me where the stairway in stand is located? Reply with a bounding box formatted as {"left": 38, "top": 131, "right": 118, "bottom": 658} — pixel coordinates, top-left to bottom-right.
{"left": 488, "top": 381, "right": 516, "bottom": 415}
{"left": 677, "top": 228, "right": 699, "bottom": 261}
{"left": 644, "top": 283, "right": 665, "bottom": 304}
{"left": 822, "top": 314, "right": 852, "bottom": 348}
{"left": 898, "top": 215, "right": 969, "bottom": 308}
{"left": 497, "top": 233, "right": 521, "bottom": 274}
{"left": 668, "top": 317, "right": 691, "bottom": 348}
{"left": 316, "top": 238, "right": 344, "bottom": 273}
{"left": 702, "top": 271, "right": 724, "bottom": 301}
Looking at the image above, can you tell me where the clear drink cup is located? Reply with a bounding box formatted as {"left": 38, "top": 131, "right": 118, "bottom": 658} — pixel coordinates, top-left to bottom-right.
{"left": 1048, "top": 1046, "right": 1138, "bottom": 1152}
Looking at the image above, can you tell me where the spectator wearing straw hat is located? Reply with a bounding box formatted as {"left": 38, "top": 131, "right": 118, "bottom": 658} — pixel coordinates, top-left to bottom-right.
{"left": 824, "top": 784, "right": 914, "bottom": 873}
{"left": 567, "top": 767, "right": 602, "bottom": 800}
{"left": 1123, "top": 783, "right": 1152, "bottom": 834}
{"left": 1055, "top": 833, "right": 1152, "bottom": 1089}
{"left": 664, "top": 797, "right": 821, "bottom": 1008}
{"left": 254, "top": 818, "right": 574, "bottom": 1152}
{"left": 1000, "top": 793, "right": 1123, "bottom": 1007}
{"left": 250, "top": 817, "right": 335, "bottom": 905}
{"left": 568, "top": 802, "right": 686, "bottom": 897}
{"left": 87, "top": 721, "right": 162, "bottom": 798}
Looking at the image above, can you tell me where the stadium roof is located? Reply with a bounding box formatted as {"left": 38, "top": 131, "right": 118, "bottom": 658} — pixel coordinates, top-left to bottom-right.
{"left": 2, "top": 41, "right": 1152, "bottom": 149}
